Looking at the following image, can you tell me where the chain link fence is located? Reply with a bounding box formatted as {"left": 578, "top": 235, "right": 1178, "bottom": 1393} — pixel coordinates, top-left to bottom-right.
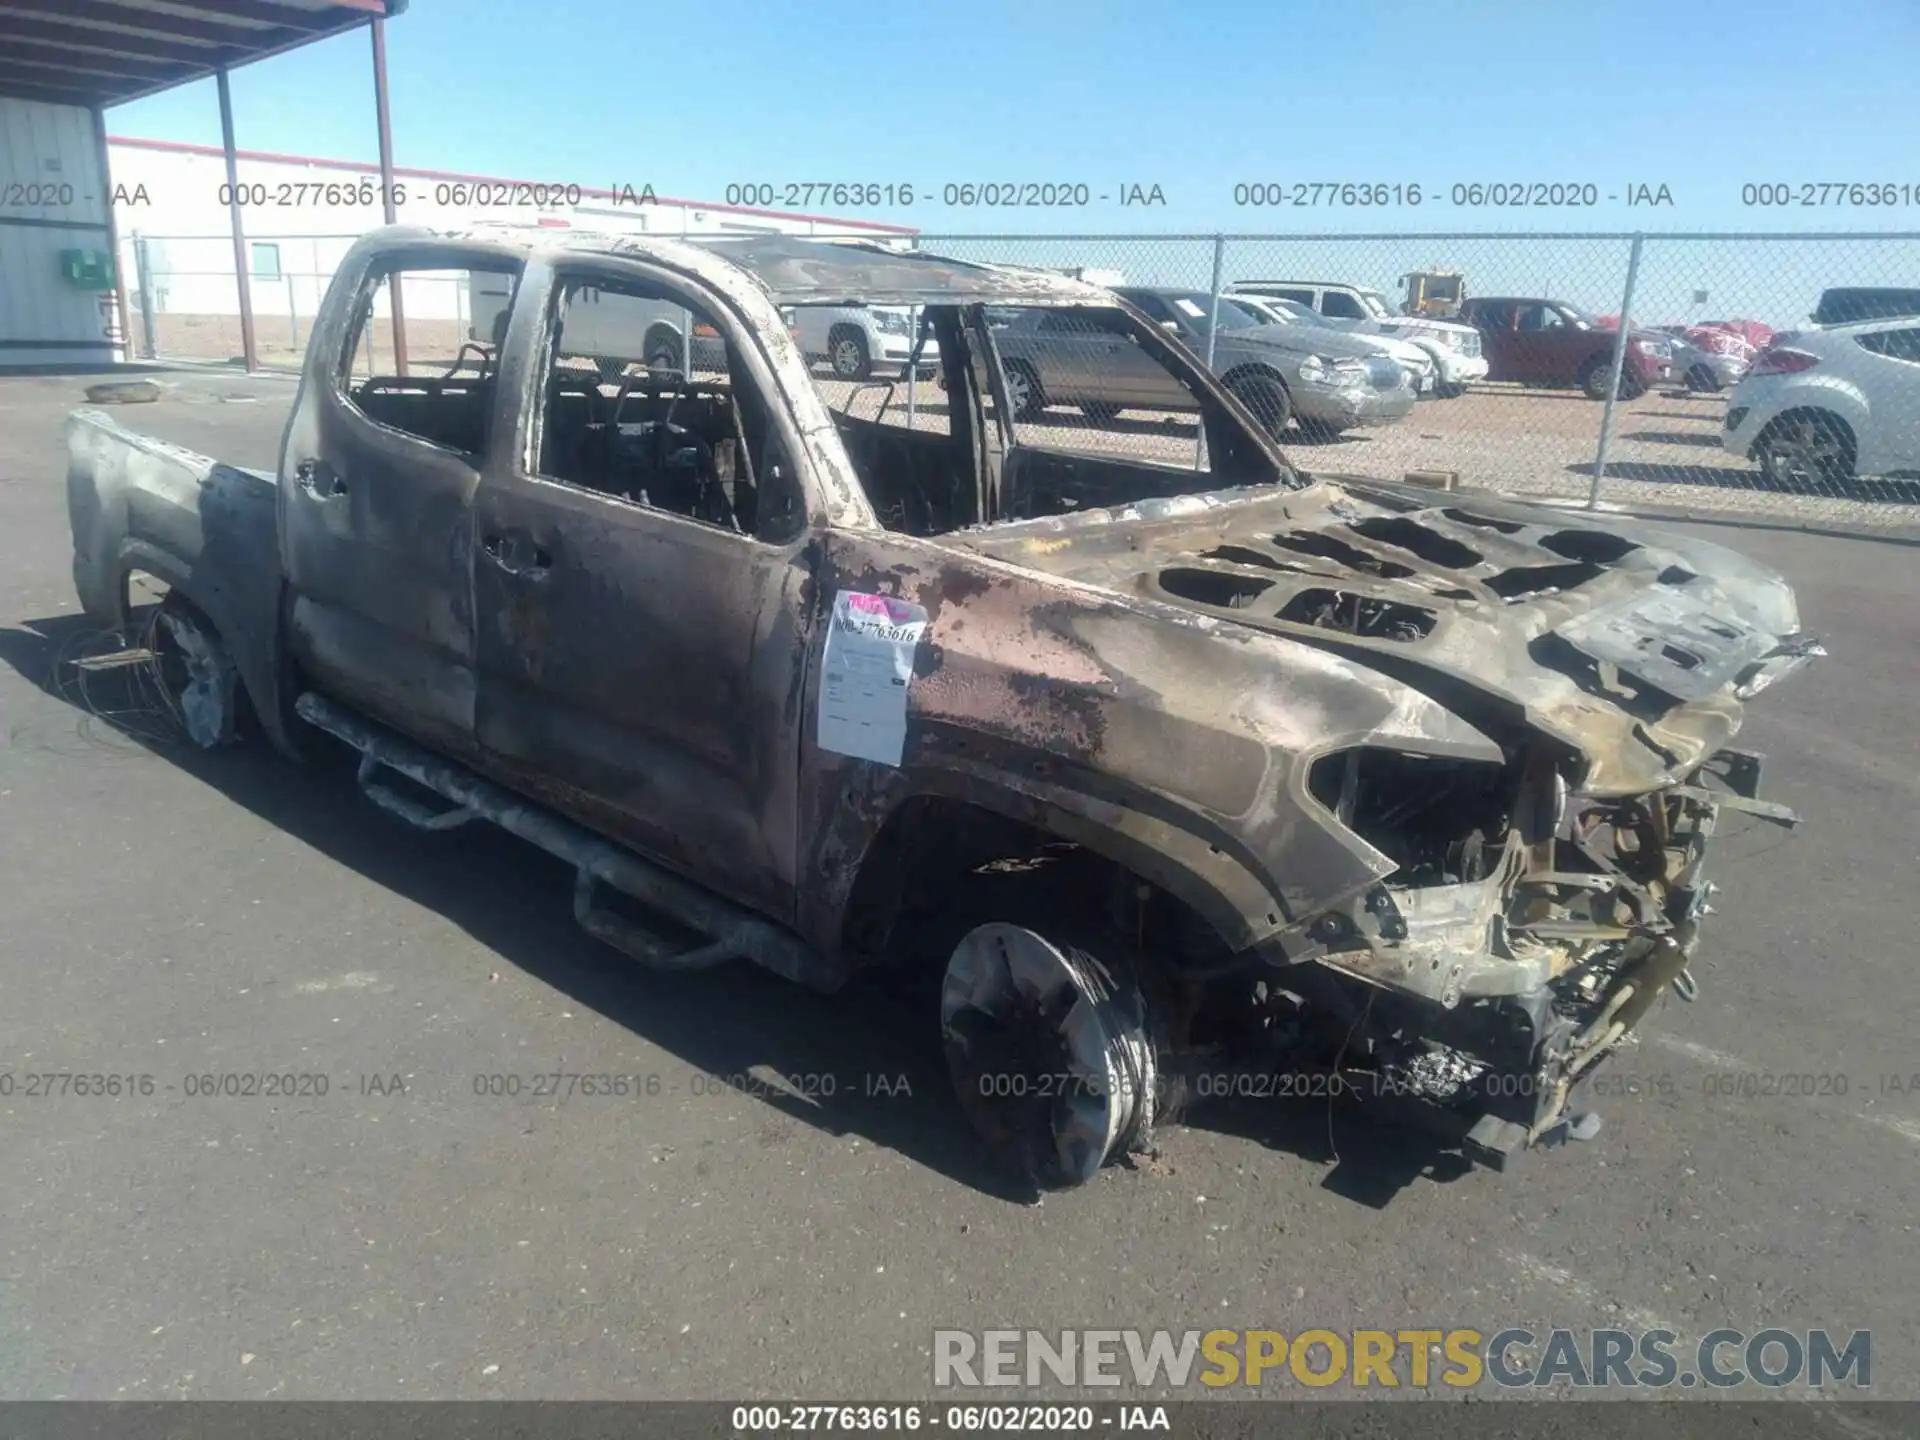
{"left": 120, "top": 227, "right": 1920, "bottom": 533}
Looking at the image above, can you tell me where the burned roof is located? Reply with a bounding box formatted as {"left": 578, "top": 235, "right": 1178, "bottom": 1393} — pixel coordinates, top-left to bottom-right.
{"left": 371, "top": 224, "right": 1109, "bottom": 307}
{"left": 691, "top": 234, "right": 1107, "bottom": 306}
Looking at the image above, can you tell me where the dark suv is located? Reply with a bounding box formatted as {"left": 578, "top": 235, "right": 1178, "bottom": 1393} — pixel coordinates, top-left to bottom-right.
{"left": 1809, "top": 288, "right": 1920, "bottom": 327}
{"left": 1457, "top": 297, "right": 1673, "bottom": 399}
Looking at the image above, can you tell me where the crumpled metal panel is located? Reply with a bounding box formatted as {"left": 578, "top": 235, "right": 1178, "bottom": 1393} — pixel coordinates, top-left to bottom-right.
{"left": 1555, "top": 588, "right": 1774, "bottom": 702}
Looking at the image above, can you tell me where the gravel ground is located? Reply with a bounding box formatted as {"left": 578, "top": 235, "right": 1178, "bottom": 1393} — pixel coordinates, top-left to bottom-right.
{"left": 1, "top": 370, "right": 1915, "bottom": 1419}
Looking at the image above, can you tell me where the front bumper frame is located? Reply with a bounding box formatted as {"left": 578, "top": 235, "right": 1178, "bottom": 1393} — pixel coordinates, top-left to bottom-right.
{"left": 1268, "top": 745, "right": 1802, "bottom": 1168}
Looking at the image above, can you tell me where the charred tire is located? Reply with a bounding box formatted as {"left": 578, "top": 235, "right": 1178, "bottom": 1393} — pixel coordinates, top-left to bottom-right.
{"left": 1433, "top": 381, "right": 1466, "bottom": 399}
{"left": 1078, "top": 401, "right": 1124, "bottom": 424}
{"left": 1003, "top": 360, "right": 1046, "bottom": 420}
{"left": 829, "top": 326, "right": 872, "bottom": 380}
{"left": 153, "top": 598, "right": 241, "bottom": 749}
{"left": 1753, "top": 409, "right": 1856, "bottom": 488}
{"left": 1685, "top": 363, "right": 1722, "bottom": 393}
{"left": 941, "top": 920, "right": 1158, "bottom": 1190}
{"left": 1221, "top": 368, "right": 1293, "bottom": 439}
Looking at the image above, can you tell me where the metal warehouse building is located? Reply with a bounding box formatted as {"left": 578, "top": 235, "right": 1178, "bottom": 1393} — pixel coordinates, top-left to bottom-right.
{"left": 107, "top": 136, "right": 916, "bottom": 365}
{"left": 0, "top": 94, "right": 125, "bottom": 366}
{"left": 0, "top": 0, "right": 407, "bottom": 368}
{"left": 0, "top": 0, "right": 911, "bottom": 371}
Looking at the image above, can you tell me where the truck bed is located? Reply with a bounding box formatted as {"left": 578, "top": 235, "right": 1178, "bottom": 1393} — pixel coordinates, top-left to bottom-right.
{"left": 65, "top": 407, "right": 295, "bottom": 754}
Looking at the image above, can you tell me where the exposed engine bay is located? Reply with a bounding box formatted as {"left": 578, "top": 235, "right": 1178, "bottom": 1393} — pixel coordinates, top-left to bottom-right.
{"left": 1273, "top": 741, "right": 1795, "bottom": 1163}
{"left": 955, "top": 478, "right": 1822, "bottom": 1167}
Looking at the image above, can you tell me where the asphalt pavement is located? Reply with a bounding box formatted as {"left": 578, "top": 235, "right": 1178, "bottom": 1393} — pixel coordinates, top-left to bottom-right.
{"left": 1, "top": 369, "right": 1915, "bottom": 1414}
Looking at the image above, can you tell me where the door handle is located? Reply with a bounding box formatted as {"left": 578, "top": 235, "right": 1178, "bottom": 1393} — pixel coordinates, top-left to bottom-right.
{"left": 481, "top": 533, "right": 552, "bottom": 578}
{"left": 295, "top": 459, "right": 347, "bottom": 498}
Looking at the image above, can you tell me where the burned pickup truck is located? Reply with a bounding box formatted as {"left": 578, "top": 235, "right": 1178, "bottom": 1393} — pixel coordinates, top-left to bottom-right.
{"left": 67, "top": 226, "right": 1819, "bottom": 1187}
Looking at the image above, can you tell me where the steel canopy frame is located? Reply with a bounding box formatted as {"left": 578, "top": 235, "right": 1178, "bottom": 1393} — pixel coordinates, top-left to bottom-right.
{"left": 0, "top": 1, "right": 409, "bottom": 372}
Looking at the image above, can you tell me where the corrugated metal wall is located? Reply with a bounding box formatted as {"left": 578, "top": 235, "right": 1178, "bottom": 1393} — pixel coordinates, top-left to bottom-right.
{"left": 0, "top": 97, "right": 121, "bottom": 367}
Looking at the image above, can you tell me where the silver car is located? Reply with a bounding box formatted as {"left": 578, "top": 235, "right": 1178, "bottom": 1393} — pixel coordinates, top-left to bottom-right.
{"left": 1227, "top": 294, "right": 1438, "bottom": 392}
{"left": 993, "top": 286, "right": 1415, "bottom": 441}
{"left": 1655, "top": 326, "right": 1753, "bottom": 393}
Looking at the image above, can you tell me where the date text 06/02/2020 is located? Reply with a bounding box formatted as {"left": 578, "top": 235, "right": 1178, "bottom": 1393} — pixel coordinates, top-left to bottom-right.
{"left": 1228, "top": 181, "right": 1676, "bottom": 207}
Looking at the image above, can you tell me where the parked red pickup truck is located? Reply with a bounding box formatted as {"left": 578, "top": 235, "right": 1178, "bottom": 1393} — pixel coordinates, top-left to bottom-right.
{"left": 1457, "top": 297, "right": 1674, "bottom": 398}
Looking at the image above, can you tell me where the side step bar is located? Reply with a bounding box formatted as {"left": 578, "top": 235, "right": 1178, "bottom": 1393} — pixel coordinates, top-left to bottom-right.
{"left": 294, "top": 692, "right": 842, "bottom": 991}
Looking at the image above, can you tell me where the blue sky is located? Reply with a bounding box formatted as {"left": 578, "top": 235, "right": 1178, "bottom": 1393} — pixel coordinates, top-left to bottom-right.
{"left": 112, "top": 0, "right": 1920, "bottom": 236}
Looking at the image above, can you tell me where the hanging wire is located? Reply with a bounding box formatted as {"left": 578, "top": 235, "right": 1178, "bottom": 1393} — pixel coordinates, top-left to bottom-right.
{"left": 45, "top": 606, "right": 190, "bottom": 748}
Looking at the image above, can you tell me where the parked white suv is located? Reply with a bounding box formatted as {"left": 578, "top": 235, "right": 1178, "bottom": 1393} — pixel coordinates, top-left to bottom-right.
{"left": 1228, "top": 280, "right": 1489, "bottom": 397}
{"left": 786, "top": 304, "right": 930, "bottom": 379}
{"left": 1722, "top": 318, "right": 1920, "bottom": 486}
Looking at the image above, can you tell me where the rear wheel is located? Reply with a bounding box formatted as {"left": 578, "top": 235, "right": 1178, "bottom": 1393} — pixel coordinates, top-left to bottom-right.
{"left": 153, "top": 599, "right": 241, "bottom": 749}
{"left": 1685, "top": 363, "right": 1721, "bottom": 393}
{"left": 829, "top": 326, "right": 872, "bottom": 380}
{"left": 1222, "top": 369, "right": 1293, "bottom": 439}
{"left": 1003, "top": 360, "right": 1045, "bottom": 419}
{"left": 1754, "top": 410, "right": 1856, "bottom": 488}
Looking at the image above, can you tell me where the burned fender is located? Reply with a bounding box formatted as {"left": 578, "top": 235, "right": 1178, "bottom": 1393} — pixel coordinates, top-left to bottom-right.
{"left": 66, "top": 410, "right": 300, "bottom": 759}
{"left": 795, "top": 530, "right": 1509, "bottom": 966}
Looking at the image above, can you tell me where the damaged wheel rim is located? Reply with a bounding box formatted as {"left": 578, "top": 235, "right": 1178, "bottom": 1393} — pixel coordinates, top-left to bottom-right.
{"left": 939, "top": 923, "right": 1155, "bottom": 1189}
{"left": 155, "top": 608, "right": 239, "bottom": 749}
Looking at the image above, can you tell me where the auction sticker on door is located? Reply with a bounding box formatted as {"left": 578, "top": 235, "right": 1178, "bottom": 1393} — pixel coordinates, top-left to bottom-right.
{"left": 818, "top": 591, "right": 929, "bottom": 766}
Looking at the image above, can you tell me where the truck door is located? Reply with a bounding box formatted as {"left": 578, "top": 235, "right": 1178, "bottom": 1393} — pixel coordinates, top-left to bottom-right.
{"left": 471, "top": 257, "right": 818, "bottom": 922}
{"left": 1511, "top": 301, "right": 1578, "bottom": 384}
{"left": 1031, "top": 307, "right": 1168, "bottom": 407}
{"left": 279, "top": 244, "right": 523, "bottom": 756}
{"left": 1468, "top": 301, "right": 1518, "bottom": 380}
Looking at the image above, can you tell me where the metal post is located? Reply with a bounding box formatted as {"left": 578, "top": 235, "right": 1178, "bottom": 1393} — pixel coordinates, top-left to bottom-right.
{"left": 906, "top": 303, "right": 918, "bottom": 431}
{"left": 371, "top": 16, "right": 406, "bottom": 374}
{"left": 90, "top": 104, "right": 133, "bottom": 365}
{"left": 1586, "top": 232, "right": 1645, "bottom": 509}
{"left": 131, "top": 233, "right": 158, "bottom": 359}
{"left": 215, "top": 67, "right": 258, "bottom": 373}
{"left": 1196, "top": 233, "right": 1225, "bottom": 471}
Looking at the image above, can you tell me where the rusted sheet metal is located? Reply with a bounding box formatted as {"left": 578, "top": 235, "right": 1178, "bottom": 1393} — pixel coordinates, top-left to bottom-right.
{"left": 65, "top": 408, "right": 298, "bottom": 758}
{"left": 793, "top": 524, "right": 1511, "bottom": 959}
{"left": 958, "top": 476, "right": 1812, "bottom": 796}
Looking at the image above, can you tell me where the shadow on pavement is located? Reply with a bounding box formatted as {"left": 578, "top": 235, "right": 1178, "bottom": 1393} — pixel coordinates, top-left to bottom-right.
{"left": 0, "top": 608, "right": 1468, "bottom": 1208}
{"left": 1620, "top": 430, "right": 1727, "bottom": 448}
